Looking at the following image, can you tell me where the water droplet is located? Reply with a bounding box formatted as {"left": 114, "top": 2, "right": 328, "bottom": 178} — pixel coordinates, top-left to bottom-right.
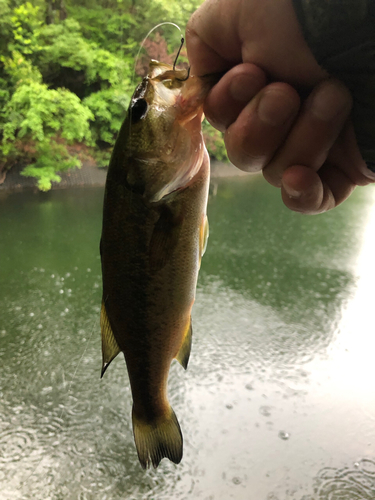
{"left": 59, "top": 289, "right": 64, "bottom": 294}
{"left": 232, "top": 477, "right": 241, "bottom": 485}
{"left": 246, "top": 383, "right": 254, "bottom": 391}
{"left": 64, "top": 308, "right": 69, "bottom": 313}
{"left": 41, "top": 386, "right": 53, "bottom": 395}
{"left": 66, "top": 272, "right": 71, "bottom": 278}
{"left": 87, "top": 268, "right": 91, "bottom": 272}
{"left": 37, "top": 324, "right": 43, "bottom": 329}
{"left": 29, "top": 312, "right": 34, "bottom": 317}
{"left": 278, "top": 431, "right": 290, "bottom": 440}
{"left": 259, "top": 406, "right": 272, "bottom": 417}
{"left": 51, "top": 274, "right": 55, "bottom": 278}
{"left": 226, "top": 404, "right": 233, "bottom": 410}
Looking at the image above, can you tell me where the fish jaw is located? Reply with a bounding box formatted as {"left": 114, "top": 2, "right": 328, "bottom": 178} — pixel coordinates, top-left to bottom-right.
{"left": 123, "top": 62, "right": 214, "bottom": 204}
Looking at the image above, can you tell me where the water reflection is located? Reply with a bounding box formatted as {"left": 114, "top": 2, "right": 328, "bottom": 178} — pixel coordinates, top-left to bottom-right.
{"left": 1, "top": 181, "right": 375, "bottom": 499}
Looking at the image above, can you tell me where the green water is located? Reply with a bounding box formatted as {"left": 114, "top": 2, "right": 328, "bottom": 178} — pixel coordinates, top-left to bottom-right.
{"left": 1, "top": 177, "right": 375, "bottom": 499}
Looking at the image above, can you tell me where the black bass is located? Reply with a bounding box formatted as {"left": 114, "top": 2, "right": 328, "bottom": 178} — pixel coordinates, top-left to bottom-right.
{"left": 100, "top": 60, "right": 212, "bottom": 469}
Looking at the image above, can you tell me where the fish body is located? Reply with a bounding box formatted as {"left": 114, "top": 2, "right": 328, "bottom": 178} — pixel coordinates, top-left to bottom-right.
{"left": 100, "top": 61, "right": 211, "bottom": 469}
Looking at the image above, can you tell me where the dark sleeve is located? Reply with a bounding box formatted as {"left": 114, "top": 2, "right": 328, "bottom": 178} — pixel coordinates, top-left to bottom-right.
{"left": 292, "top": 0, "right": 375, "bottom": 170}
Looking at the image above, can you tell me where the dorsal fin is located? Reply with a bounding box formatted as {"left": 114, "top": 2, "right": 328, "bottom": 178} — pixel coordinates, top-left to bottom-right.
{"left": 100, "top": 300, "right": 121, "bottom": 378}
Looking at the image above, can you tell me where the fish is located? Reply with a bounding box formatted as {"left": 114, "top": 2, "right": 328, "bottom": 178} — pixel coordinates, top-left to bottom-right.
{"left": 100, "top": 60, "right": 213, "bottom": 469}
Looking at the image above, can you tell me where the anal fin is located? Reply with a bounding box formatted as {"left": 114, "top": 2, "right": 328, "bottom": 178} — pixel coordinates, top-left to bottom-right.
{"left": 100, "top": 300, "right": 121, "bottom": 378}
{"left": 175, "top": 317, "right": 192, "bottom": 370}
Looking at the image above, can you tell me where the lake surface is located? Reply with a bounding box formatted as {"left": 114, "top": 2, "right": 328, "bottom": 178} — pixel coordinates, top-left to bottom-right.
{"left": 1, "top": 176, "right": 375, "bottom": 500}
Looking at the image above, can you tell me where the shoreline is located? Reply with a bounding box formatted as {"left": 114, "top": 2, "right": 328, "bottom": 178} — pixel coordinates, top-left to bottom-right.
{"left": 0, "top": 160, "right": 249, "bottom": 193}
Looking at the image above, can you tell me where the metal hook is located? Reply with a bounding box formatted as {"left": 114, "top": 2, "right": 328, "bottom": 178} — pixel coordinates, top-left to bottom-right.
{"left": 173, "top": 36, "right": 185, "bottom": 71}
{"left": 176, "top": 66, "right": 190, "bottom": 82}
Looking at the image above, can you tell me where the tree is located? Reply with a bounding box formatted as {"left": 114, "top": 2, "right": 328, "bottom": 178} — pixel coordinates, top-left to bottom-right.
{"left": 0, "top": 0, "right": 226, "bottom": 191}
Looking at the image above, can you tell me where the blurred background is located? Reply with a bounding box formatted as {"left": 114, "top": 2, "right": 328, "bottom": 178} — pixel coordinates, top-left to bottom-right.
{"left": 0, "top": 0, "right": 226, "bottom": 192}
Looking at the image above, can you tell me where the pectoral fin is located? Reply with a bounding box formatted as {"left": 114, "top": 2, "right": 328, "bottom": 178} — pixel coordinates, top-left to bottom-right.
{"left": 199, "top": 215, "right": 209, "bottom": 262}
{"left": 100, "top": 301, "right": 121, "bottom": 378}
{"left": 175, "top": 317, "right": 192, "bottom": 370}
{"left": 149, "top": 206, "right": 183, "bottom": 272}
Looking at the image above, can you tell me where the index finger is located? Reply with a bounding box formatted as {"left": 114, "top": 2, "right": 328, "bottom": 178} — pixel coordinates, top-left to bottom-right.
{"left": 186, "top": 0, "right": 242, "bottom": 76}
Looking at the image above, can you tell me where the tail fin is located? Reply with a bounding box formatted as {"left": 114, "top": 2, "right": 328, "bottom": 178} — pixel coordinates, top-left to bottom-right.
{"left": 132, "top": 405, "right": 183, "bottom": 469}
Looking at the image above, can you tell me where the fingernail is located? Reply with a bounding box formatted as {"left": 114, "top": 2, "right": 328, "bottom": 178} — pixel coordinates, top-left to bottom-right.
{"left": 257, "top": 90, "right": 295, "bottom": 126}
{"left": 229, "top": 73, "right": 263, "bottom": 102}
{"left": 283, "top": 183, "right": 302, "bottom": 199}
{"left": 310, "top": 81, "right": 352, "bottom": 121}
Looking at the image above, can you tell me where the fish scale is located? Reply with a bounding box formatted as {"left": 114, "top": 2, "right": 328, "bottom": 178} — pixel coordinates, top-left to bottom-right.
{"left": 100, "top": 60, "right": 213, "bottom": 469}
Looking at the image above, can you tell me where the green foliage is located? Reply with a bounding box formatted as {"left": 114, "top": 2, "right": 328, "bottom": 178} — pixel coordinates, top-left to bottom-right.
{"left": 37, "top": 19, "right": 132, "bottom": 88}
{"left": 67, "top": 4, "right": 136, "bottom": 54}
{"left": 84, "top": 86, "right": 130, "bottom": 144}
{"left": 21, "top": 140, "right": 80, "bottom": 191}
{"left": 0, "top": 0, "right": 227, "bottom": 191}
{"left": 137, "top": 0, "right": 202, "bottom": 31}
{"left": 0, "top": 80, "right": 93, "bottom": 189}
{"left": 9, "top": 2, "right": 42, "bottom": 55}
{"left": 1, "top": 50, "right": 43, "bottom": 86}
{"left": 0, "top": 0, "right": 11, "bottom": 46}
{"left": 0, "top": 78, "right": 10, "bottom": 110}
{"left": 202, "top": 120, "right": 228, "bottom": 161}
{"left": 1, "top": 80, "right": 93, "bottom": 148}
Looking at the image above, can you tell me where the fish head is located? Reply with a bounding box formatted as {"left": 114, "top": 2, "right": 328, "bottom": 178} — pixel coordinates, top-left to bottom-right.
{"left": 123, "top": 60, "right": 213, "bottom": 203}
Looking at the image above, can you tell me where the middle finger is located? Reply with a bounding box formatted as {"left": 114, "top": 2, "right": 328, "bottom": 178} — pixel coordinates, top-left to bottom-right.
{"left": 263, "top": 79, "right": 352, "bottom": 186}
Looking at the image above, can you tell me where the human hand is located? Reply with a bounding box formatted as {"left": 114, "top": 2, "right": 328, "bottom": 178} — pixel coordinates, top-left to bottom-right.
{"left": 186, "top": 0, "right": 375, "bottom": 213}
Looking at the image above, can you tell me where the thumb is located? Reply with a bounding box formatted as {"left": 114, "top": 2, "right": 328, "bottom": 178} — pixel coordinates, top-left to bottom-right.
{"left": 186, "top": 0, "right": 242, "bottom": 76}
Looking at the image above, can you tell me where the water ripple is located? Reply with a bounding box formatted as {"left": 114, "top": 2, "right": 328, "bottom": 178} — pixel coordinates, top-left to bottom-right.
{"left": 314, "top": 459, "right": 375, "bottom": 500}
{"left": 0, "top": 427, "right": 37, "bottom": 463}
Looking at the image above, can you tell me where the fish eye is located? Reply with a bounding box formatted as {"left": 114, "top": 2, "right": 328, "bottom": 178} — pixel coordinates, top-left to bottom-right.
{"left": 131, "top": 98, "right": 148, "bottom": 123}
{"left": 162, "top": 79, "right": 173, "bottom": 89}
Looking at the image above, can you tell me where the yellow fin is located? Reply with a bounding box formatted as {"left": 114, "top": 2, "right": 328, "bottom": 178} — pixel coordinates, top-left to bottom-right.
{"left": 132, "top": 405, "right": 183, "bottom": 469}
{"left": 199, "top": 214, "right": 209, "bottom": 261}
{"left": 100, "top": 301, "right": 121, "bottom": 378}
{"left": 175, "top": 317, "right": 192, "bottom": 370}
